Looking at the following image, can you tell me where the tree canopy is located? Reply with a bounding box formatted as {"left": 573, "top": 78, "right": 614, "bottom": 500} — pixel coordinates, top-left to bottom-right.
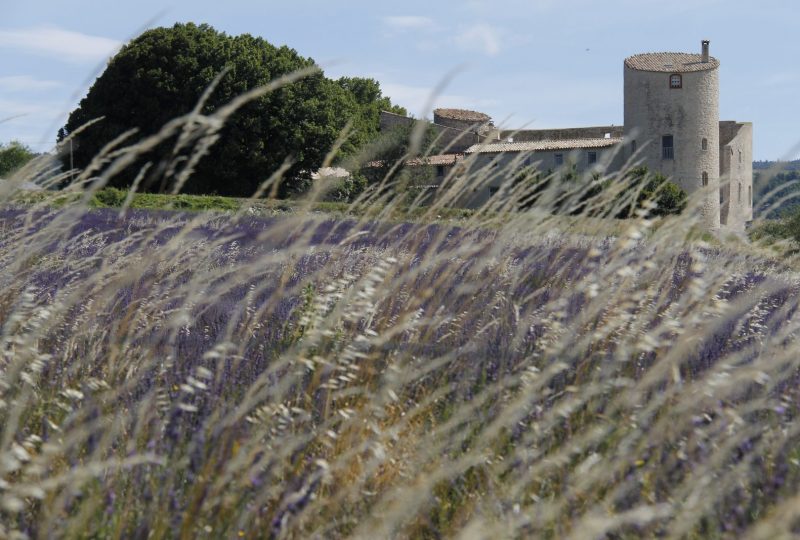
{"left": 0, "top": 141, "right": 36, "bottom": 178}
{"left": 59, "top": 23, "right": 404, "bottom": 198}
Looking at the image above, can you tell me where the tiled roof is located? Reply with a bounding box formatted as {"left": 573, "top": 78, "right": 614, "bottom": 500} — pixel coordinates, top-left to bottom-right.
{"left": 465, "top": 138, "right": 622, "bottom": 154}
{"left": 434, "top": 108, "right": 491, "bottom": 122}
{"left": 365, "top": 154, "right": 463, "bottom": 168}
{"left": 625, "top": 52, "right": 719, "bottom": 73}
{"left": 407, "top": 154, "right": 463, "bottom": 166}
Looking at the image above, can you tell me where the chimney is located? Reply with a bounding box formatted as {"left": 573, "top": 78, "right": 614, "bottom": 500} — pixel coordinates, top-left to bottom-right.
{"left": 702, "top": 40, "right": 710, "bottom": 62}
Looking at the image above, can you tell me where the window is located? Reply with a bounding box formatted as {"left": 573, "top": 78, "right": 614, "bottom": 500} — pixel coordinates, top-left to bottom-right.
{"left": 436, "top": 165, "right": 445, "bottom": 177}
{"left": 749, "top": 185, "right": 752, "bottom": 206}
{"left": 670, "top": 74, "right": 682, "bottom": 88}
{"left": 489, "top": 186, "right": 499, "bottom": 196}
{"left": 588, "top": 151, "right": 597, "bottom": 165}
{"left": 702, "top": 172, "right": 708, "bottom": 187}
{"left": 738, "top": 150, "right": 743, "bottom": 164}
{"left": 738, "top": 183, "right": 742, "bottom": 203}
{"left": 662, "top": 135, "right": 674, "bottom": 160}
{"left": 702, "top": 138, "right": 708, "bottom": 151}
{"left": 555, "top": 153, "right": 564, "bottom": 166}
{"left": 631, "top": 140, "right": 637, "bottom": 154}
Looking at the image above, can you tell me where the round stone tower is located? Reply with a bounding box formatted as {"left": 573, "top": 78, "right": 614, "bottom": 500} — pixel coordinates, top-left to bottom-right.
{"left": 624, "top": 41, "right": 720, "bottom": 229}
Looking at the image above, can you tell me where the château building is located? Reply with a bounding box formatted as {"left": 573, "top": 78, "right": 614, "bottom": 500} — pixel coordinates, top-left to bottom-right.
{"left": 379, "top": 41, "right": 753, "bottom": 231}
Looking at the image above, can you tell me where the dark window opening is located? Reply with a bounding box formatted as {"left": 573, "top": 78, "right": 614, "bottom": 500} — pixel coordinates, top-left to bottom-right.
{"left": 738, "top": 150, "right": 743, "bottom": 164}
{"left": 554, "top": 153, "right": 564, "bottom": 166}
{"left": 738, "top": 183, "right": 742, "bottom": 203}
{"left": 670, "top": 74, "right": 682, "bottom": 89}
{"left": 631, "top": 140, "right": 637, "bottom": 154}
{"left": 702, "top": 138, "right": 708, "bottom": 151}
{"left": 436, "top": 165, "right": 445, "bottom": 177}
{"left": 702, "top": 172, "right": 708, "bottom": 187}
{"left": 489, "top": 186, "right": 499, "bottom": 196}
{"left": 588, "top": 151, "right": 597, "bottom": 164}
{"left": 662, "top": 135, "right": 674, "bottom": 160}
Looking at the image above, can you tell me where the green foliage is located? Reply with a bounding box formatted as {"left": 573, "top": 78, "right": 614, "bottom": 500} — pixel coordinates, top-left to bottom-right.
{"left": 359, "top": 121, "right": 442, "bottom": 187}
{"left": 322, "top": 171, "right": 368, "bottom": 202}
{"left": 336, "top": 77, "right": 406, "bottom": 156}
{"left": 90, "top": 187, "right": 240, "bottom": 212}
{"left": 0, "top": 140, "right": 36, "bottom": 177}
{"left": 617, "top": 166, "right": 688, "bottom": 218}
{"left": 753, "top": 169, "right": 800, "bottom": 219}
{"left": 59, "top": 23, "right": 402, "bottom": 199}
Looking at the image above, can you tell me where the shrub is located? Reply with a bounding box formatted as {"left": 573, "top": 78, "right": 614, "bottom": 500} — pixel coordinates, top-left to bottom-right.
{"left": 0, "top": 140, "right": 36, "bottom": 177}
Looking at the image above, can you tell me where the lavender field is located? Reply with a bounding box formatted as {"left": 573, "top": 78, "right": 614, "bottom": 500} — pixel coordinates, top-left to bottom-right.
{"left": 2, "top": 113, "right": 800, "bottom": 539}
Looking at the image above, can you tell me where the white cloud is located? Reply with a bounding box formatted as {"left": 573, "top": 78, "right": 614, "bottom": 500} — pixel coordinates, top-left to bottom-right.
{"left": 0, "top": 97, "right": 68, "bottom": 151}
{"left": 382, "top": 16, "right": 436, "bottom": 32}
{"left": 453, "top": 24, "right": 502, "bottom": 56}
{"left": 0, "top": 75, "right": 63, "bottom": 92}
{"left": 0, "top": 25, "right": 122, "bottom": 63}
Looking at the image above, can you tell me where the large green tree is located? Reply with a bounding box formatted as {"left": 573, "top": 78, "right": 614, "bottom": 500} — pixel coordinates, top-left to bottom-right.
{"left": 59, "top": 23, "right": 400, "bottom": 197}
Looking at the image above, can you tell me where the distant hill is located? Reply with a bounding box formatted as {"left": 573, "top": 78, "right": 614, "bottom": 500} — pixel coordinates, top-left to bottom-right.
{"left": 753, "top": 160, "right": 800, "bottom": 171}
{"left": 753, "top": 162, "right": 800, "bottom": 218}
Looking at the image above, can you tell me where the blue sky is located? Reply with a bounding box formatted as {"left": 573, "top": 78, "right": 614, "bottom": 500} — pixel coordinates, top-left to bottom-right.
{"left": 1, "top": 0, "right": 797, "bottom": 160}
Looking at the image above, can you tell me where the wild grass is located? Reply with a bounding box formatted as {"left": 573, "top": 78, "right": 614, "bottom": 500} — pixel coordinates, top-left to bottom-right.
{"left": 1, "top": 78, "right": 799, "bottom": 539}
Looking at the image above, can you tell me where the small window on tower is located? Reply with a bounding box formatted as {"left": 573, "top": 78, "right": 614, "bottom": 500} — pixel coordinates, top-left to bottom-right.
{"left": 702, "top": 172, "right": 708, "bottom": 187}
{"left": 588, "top": 151, "right": 597, "bottom": 164}
{"left": 631, "top": 140, "right": 637, "bottom": 154}
{"left": 702, "top": 138, "right": 708, "bottom": 151}
{"left": 662, "top": 135, "right": 674, "bottom": 160}
{"left": 670, "top": 74, "right": 682, "bottom": 89}
{"left": 554, "top": 153, "right": 564, "bottom": 166}
{"left": 738, "top": 150, "right": 743, "bottom": 164}
{"left": 738, "top": 183, "right": 742, "bottom": 203}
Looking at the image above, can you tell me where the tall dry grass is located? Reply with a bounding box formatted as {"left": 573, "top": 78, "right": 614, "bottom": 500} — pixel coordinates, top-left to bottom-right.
{"left": 1, "top": 76, "right": 799, "bottom": 539}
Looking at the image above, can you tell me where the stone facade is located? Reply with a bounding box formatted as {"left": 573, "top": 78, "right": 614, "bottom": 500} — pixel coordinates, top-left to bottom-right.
{"left": 719, "top": 121, "right": 753, "bottom": 230}
{"left": 461, "top": 144, "right": 624, "bottom": 209}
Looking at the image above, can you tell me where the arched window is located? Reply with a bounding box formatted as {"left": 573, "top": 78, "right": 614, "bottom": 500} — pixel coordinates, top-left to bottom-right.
{"left": 702, "top": 172, "right": 709, "bottom": 186}
{"left": 702, "top": 138, "right": 708, "bottom": 151}
{"left": 670, "top": 74, "right": 682, "bottom": 89}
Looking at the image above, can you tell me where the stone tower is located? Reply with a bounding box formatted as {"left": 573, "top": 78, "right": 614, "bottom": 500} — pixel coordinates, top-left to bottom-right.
{"left": 624, "top": 41, "right": 720, "bottom": 229}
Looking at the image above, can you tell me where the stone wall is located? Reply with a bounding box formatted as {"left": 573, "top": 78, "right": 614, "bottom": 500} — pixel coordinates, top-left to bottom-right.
{"left": 458, "top": 145, "right": 625, "bottom": 209}
{"left": 380, "top": 111, "right": 486, "bottom": 153}
{"left": 500, "top": 126, "right": 623, "bottom": 142}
